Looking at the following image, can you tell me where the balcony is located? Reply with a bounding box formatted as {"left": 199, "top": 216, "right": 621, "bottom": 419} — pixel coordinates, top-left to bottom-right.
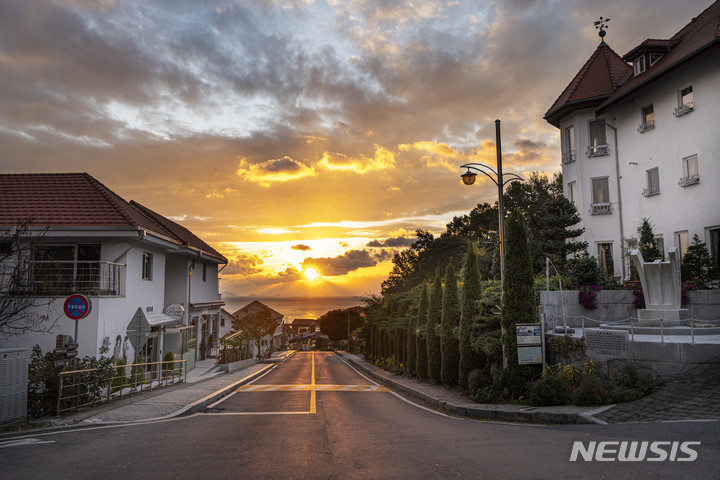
{"left": 587, "top": 145, "right": 609, "bottom": 157}
{"left": 642, "top": 185, "right": 660, "bottom": 197}
{"left": 591, "top": 203, "right": 612, "bottom": 215}
{"left": 562, "top": 150, "right": 576, "bottom": 164}
{"left": 4, "top": 261, "right": 125, "bottom": 296}
{"left": 678, "top": 174, "right": 700, "bottom": 187}
{"left": 637, "top": 121, "right": 655, "bottom": 133}
{"left": 673, "top": 102, "right": 694, "bottom": 117}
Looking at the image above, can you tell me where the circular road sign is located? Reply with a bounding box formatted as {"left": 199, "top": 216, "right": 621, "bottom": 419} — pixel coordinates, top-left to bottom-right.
{"left": 64, "top": 294, "right": 92, "bottom": 320}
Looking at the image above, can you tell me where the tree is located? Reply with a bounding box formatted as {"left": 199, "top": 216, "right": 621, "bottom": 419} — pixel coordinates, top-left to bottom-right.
{"left": 426, "top": 268, "right": 443, "bottom": 383}
{"left": 638, "top": 218, "right": 661, "bottom": 262}
{"left": 499, "top": 210, "right": 538, "bottom": 397}
{"left": 681, "top": 234, "right": 720, "bottom": 286}
{"left": 405, "top": 297, "right": 417, "bottom": 377}
{"left": 459, "top": 246, "right": 481, "bottom": 391}
{"left": 319, "top": 309, "right": 364, "bottom": 342}
{"left": 0, "top": 220, "right": 59, "bottom": 336}
{"left": 415, "top": 284, "right": 429, "bottom": 379}
{"left": 440, "top": 258, "right": 460, "bottom": 387}
{"left": 231, "top": 309, "right": 280, "bottom": 359}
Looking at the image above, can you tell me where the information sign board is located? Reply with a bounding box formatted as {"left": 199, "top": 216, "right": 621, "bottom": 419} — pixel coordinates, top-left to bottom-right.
{"left": 585, "top": 329, "right": 629, "bottom": 359}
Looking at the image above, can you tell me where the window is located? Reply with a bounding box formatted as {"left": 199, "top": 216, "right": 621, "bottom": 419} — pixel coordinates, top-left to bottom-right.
{"left": 598, "top": 243, "right": 615, "bottom": 277}
{"left": 638, "top": 104, "right": 655, "bottom": 132}
{"left": 142, "top": 252, "right": 153, "bottom": 280}
{"left": 587, "top": 120, "right": 608, "bottom": 156}
{"left": 675, "top": 231, "right": 689, "bottom": 258}
{"left": 202, "top": 263, "right": 207, "bottom": 282}
{"left": 675, "top": 86, "right": 694, "bottom": 116}
{"left": 563, "top": 125, "right": 576, "bottom": 164}
{"left": 633, "top": 56, "right": 646, "bottom": 76}
{"left": 220, "top": 316, "right": 225, "bottom": 327}
{"left": 655, "top": 235, "right": 665, "bottom": 259}
{"left": 680, "top": 154, "right": 699, "bottom": 186}
{"left": 568, "top": 181, "right": 577, "bottom": 206}
{"left": 710, "top": 228, "right": 720, "bottom": 270}
{"left": 643, "top": 167, "right": 660, "bottom": 196}
{"left": 32, "top": 244, "right": 101, "bottom": 294}
{"left": 649, "top": 53, "right": 662, "bottom": 66}
{"left": 591, "top": 177, "right": 611, "bottom": 214}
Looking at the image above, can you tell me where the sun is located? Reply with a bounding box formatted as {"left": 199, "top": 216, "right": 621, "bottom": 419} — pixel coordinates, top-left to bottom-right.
{"left": 303, "top": 267, "right": 321, "bottom": 281}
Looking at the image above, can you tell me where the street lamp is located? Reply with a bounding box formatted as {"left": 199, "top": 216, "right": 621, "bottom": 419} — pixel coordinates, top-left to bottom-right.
{"left": 459, "top": 119, "right": 523, "bottom": 288}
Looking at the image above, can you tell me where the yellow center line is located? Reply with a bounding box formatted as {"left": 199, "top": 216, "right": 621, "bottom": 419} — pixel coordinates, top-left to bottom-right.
{"left": 310, "top": 351, "right": 316, "bottom": 414}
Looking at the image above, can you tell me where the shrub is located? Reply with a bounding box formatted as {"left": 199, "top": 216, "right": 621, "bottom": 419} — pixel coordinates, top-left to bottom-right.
{"left": 573, "top": 375, "right": 609, "bottom": 406}
{"left": 467, "top": 369, "right": 491, "bottom": 395}
{"left": 473, "top": 385, "right": 503, "bottom": 404}
{"left": 578, "top": 285, "right": 601, "bottom": 310}
{"left": 529, "top": 375, "right": 571, "bottom": 406}
{"left": 566, "top": 254, "right": 602, "bottom": 287}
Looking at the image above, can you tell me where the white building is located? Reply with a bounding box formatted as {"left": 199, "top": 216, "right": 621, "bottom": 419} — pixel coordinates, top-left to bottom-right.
{"left": 0, "top": 173, "right": 227, "bottom": 371}
{"left": 544, "top": 1, "right": 720, "bottom": 280}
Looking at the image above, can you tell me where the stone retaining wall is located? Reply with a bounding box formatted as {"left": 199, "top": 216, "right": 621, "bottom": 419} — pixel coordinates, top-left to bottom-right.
{"left": 540, "top": 289, "right": 720, "bottom": 323}
{"left": 218, "top": 357, "right": 257, "bottom": 372}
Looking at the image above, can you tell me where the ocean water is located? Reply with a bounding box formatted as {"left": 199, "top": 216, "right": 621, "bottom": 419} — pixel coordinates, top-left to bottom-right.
{"left": 221, "top": 296, "right": 366, "bottom": 321}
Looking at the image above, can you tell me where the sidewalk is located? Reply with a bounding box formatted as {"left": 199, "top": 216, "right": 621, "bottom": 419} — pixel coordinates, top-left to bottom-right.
{"left": 340, "top": 352, "right": 720, "bottom": 425}
{"left": 2, "top": 350, "right": 295, "bottom": 434}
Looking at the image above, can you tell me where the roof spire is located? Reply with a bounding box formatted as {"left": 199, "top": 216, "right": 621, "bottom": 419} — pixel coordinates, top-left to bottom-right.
{"left": 594, "top": 16, "right": 610, "bottom": 44}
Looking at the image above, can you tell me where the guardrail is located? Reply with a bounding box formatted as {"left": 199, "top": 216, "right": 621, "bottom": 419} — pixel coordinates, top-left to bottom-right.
{"left": 56, "top": 359, "right": 186, "bottom": 414}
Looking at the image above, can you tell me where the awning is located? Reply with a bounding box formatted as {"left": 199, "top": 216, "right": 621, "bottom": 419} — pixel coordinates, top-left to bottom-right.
{"left": 145, "top": 312, "right": 181, "bottom": 326}
{"left": 189, "top": 301, "right": 225, "bottom": 309}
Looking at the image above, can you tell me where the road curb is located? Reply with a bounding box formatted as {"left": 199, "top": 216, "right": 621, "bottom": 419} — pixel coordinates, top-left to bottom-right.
{"left": 340, "top": 353, "right": 602, "bottom": 425}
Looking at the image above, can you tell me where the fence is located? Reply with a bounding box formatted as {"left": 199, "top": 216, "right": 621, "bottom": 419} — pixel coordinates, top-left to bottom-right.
{"left": 56, "top": 359, "right": 186, "bottom": 414}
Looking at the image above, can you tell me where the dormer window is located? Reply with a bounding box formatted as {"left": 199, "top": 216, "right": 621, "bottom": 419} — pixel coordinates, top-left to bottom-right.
{"left": 649, "top": 53, "right": 662, "bottom": 66}
{"left": 633, "top": 56, "right": 646, "bottom": 76}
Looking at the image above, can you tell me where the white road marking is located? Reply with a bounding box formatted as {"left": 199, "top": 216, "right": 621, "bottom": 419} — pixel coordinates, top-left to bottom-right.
{"left": 0, "top": 438, "right": 56, "bottom": 448}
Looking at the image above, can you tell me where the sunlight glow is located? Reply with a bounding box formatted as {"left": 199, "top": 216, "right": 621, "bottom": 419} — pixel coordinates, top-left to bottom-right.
{"left": 303, "top": 267, "right": 321, "bottom": 281}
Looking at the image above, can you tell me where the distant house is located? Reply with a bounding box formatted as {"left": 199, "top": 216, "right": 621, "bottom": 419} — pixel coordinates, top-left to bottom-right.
{"left": 287, "top": 318, "right": 319, "bottom": 350}
{"left": 0, "top": 173, "right": 227, "bottom": 371}
{"left": 231, "top": 300, "right": 285, "bottom": 357}
{"left": 544, "top": 1, "right": 720, "bottom": 279}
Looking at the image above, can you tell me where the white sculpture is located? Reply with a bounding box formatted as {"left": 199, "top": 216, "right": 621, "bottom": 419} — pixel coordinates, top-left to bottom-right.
{"left": 630, "top": 247, "right": 689, "bottom": 325}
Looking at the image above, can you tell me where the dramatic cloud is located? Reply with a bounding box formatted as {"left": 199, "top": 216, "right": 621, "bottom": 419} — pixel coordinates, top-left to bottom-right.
{"left": 367, "top": 236, "right": 415, "bottom": 248}
{"left": 291, "top": 244, "right": 312, "bottom": 251}
{"left": 0, "top": 0, "right": 707, "bottom": 295}
{"left": 302, "top": 249, "right": 388, "bottom": 276}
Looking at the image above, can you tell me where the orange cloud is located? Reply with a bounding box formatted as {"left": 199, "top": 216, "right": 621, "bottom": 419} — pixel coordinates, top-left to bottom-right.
{"left": 235, "top": 156, "right": 316, "bottom": 187}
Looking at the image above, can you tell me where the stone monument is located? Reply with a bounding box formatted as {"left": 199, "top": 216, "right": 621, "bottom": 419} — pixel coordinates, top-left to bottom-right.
{"left": 630, "top": 247, "right": 688, "bottom": 325}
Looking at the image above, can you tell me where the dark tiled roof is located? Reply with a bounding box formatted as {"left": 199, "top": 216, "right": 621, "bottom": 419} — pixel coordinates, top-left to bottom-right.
{"left": 544, "top": 43, "right": 633, "bottom": 127}
{"left": 0, "top": 173, "right": 225, "bottom": 263}
{"left": 232, "top": 300, "right": 284, "bottom": 321}
{"left": 131, "top": 201, "right": 226, "bottom": 263}
{"left": 598, "top": 0, "right": 720, "bottom": 112}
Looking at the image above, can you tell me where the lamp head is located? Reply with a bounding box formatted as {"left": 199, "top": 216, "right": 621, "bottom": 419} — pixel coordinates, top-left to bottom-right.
{"left": 461, "top": 169, "right": 476, "bottom": 185}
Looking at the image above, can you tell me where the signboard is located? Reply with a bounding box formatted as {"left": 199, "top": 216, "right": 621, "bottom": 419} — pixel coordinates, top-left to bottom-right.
{"left": 585, "top": 329, "right": 629, "bottom": 359}
{"left": 165, "top": 304, "right": 185, "bottom": 321}
{"left": 516, "top": 324, "right": 542, "bottom": 345}
{"left": 63, "top": 294, "right": 92, "bottom": 320}
{"left": 518, "top": 346, "right": 543, "bottom": 364}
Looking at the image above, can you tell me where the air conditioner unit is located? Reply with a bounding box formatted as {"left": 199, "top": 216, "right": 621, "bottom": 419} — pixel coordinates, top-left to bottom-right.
{"left": 0, "top": 348, "right": 30, "bottom": 424}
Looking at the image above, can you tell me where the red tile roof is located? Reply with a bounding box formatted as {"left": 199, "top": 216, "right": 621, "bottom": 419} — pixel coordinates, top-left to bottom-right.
{"left": 0, "top": 173, "right": 226, "bottom": 263}
{"left": 598, "top": 0, "right": 720, "bottom": 113}
{"left": 544, "top": 43, "right": 632, "bottom": 127}
{"left": 131, "top": 201, "right": 226, "bottom": 262}
{"left": 546, "top": 0, "right": 720, "bottom": 124}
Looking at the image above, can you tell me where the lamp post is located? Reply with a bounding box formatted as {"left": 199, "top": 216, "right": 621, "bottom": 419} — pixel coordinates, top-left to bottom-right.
{"left": 460, "top": 119, "right": 523, "bottom": 288}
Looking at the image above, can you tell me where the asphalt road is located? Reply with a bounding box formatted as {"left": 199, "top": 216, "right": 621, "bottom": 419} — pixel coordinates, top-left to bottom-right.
{"left": 2, "top": 352, "right": 719, "bottom": 479}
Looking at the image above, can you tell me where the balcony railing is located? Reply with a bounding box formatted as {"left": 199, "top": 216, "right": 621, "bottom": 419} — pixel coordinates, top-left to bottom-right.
{"left": 562, "top": 150, "right": 576, "bottom": 164}
{"left": 642, "top": 185, "right": 660, "bottom": 197}
{"left": 673, "top": 102, "right": 694, "bottom": 117}
{"left": 591, "top": 203, "right": 612, "bottom": 215}
{"left": 678, "top": 174, "right": 700, "bottom": 187}
{"left": 637, "top": 121, "right": 655, "bottom": 133}
{"left": 5, "top": 261, "right": 125, "bottom": 296}
{"left": 587, "top": 145, "right": 609, "bottom": 157}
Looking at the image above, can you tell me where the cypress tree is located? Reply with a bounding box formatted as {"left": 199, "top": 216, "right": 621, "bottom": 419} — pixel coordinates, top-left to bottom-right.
{"left": 499, "top": 209, "right": 538, "bottom": 397}
{"left": 638, "top": 218, "right": 661, "bottom": 262}
{"left": 459, "top": 246, "right": 482, "bottom": 391}
{"left": 415, "top": 285, "right": 429, "bottom": 379}
{"left": 426, "top": 267, "right": 443, "bottom": 383}
{"left": 681, "top": 234, "right": 720, "bottom": 285}
{"left": 405, "top": 299, "right": 417, "bottom": 377}
{"left": 440, "top": 258, "right": 461, "bottom": 387}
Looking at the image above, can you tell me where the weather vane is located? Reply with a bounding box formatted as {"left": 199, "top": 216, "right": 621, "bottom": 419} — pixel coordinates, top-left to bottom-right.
{"left": 594, "top": 16, "right": 610, "bottom": 40}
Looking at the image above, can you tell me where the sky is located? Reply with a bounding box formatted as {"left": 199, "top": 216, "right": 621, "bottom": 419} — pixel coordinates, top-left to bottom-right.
{"left": 0, "top": 0, "right": 712, "bottom": 297}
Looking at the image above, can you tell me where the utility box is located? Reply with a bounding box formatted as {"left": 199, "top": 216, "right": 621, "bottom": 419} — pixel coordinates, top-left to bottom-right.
{"left": 0, "top": 348, "right": 30, "bottom": 424}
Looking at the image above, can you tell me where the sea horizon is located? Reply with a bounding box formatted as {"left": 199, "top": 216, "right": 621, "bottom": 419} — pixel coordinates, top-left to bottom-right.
{"left": 220, "top": 293, "right": 368, "bottom": 321}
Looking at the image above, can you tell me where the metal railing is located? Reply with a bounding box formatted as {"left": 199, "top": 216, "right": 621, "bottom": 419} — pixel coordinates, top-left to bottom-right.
{"left": 562, "top": 150, "right": 576, "bottom": 164}
{"left": 590, "top": 202, "right": 612, "bottom": 215}
{"left": 9, "top": 260, "right": 124, "bottom": 296}
{"left": 587, "top": 144, "right": 609, "bottom": 157}
{"left": 678, "top": 174, "right": 700, "bottom": 187}
{"left": 56, "top": 359, "right": 186, "bottom": 414}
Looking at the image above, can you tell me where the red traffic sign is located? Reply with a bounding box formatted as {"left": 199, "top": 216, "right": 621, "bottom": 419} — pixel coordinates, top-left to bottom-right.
{"left": 64, "top": 294, "right": 92, "bottom": 320}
